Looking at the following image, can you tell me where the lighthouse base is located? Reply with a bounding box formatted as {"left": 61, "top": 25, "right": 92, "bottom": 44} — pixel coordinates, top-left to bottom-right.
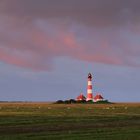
{"left": 86, "top": 93, "right": 93, "bottom": 101}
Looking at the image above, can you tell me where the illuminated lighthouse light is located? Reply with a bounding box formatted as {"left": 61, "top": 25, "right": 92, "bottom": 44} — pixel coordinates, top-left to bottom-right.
{"left": 86, "top": 73, "right": 93, "bottom": 101}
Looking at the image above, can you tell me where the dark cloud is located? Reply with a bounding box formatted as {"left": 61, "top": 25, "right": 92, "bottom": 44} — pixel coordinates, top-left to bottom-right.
{"left": 1, "top": 0, "right": 140, "bottom": 27}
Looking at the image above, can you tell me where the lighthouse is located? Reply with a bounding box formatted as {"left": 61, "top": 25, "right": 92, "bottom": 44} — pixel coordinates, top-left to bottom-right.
{"left": 86, "top": 73, "right": 93, "bottom": 101}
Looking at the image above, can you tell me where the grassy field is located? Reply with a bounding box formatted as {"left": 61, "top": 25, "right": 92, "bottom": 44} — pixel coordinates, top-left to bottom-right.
{"left": 0, "top": 102, "right": 139, "bottom": 140}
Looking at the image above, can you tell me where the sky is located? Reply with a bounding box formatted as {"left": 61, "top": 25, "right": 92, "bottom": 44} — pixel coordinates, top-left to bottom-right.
{"left": 0, "top": 0, "right": 140, "bottom": 102}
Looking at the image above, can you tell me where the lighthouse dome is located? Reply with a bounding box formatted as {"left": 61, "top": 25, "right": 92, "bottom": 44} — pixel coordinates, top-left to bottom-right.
{"left": 88, "top": 73, "right": 92, "bottom": 79}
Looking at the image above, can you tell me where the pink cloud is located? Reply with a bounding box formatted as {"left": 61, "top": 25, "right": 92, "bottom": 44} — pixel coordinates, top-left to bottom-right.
{"left": 0, "top": 0, "right": 140, "bottom": 71}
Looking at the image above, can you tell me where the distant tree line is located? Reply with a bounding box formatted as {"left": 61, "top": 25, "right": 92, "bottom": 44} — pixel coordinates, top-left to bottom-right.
{"left": 55, "top": 99, "right": 111, "bottom": 104}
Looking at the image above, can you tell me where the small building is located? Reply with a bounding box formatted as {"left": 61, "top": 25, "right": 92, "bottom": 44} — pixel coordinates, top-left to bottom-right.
{"left": 93, "top": 94, "right": 104, "bottom": 102}
{"left": 76, "top": 93, "right": 86, "bottom": 101}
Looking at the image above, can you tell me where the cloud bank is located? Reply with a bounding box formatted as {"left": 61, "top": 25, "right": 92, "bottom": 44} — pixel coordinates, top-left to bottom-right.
{"left": 0, "top": 0, "right": 140, "bottom": 70}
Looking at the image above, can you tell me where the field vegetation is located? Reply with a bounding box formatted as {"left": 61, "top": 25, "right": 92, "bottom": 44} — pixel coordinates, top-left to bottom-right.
{"left": 0, "top": 102, "right": 139, "bottom": 140}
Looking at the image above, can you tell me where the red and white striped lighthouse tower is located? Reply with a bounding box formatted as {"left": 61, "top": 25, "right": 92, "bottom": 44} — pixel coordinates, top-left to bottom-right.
{"left": 86, "top": 73, "right": 93, "bottom": 101}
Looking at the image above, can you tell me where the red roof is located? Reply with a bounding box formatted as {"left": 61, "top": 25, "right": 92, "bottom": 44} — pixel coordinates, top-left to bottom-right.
{"left": 94, "top": 94, "right": 104, "bottom": 100}
{"left": 76, "top": 94, "right": 86, "bottom": 101}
